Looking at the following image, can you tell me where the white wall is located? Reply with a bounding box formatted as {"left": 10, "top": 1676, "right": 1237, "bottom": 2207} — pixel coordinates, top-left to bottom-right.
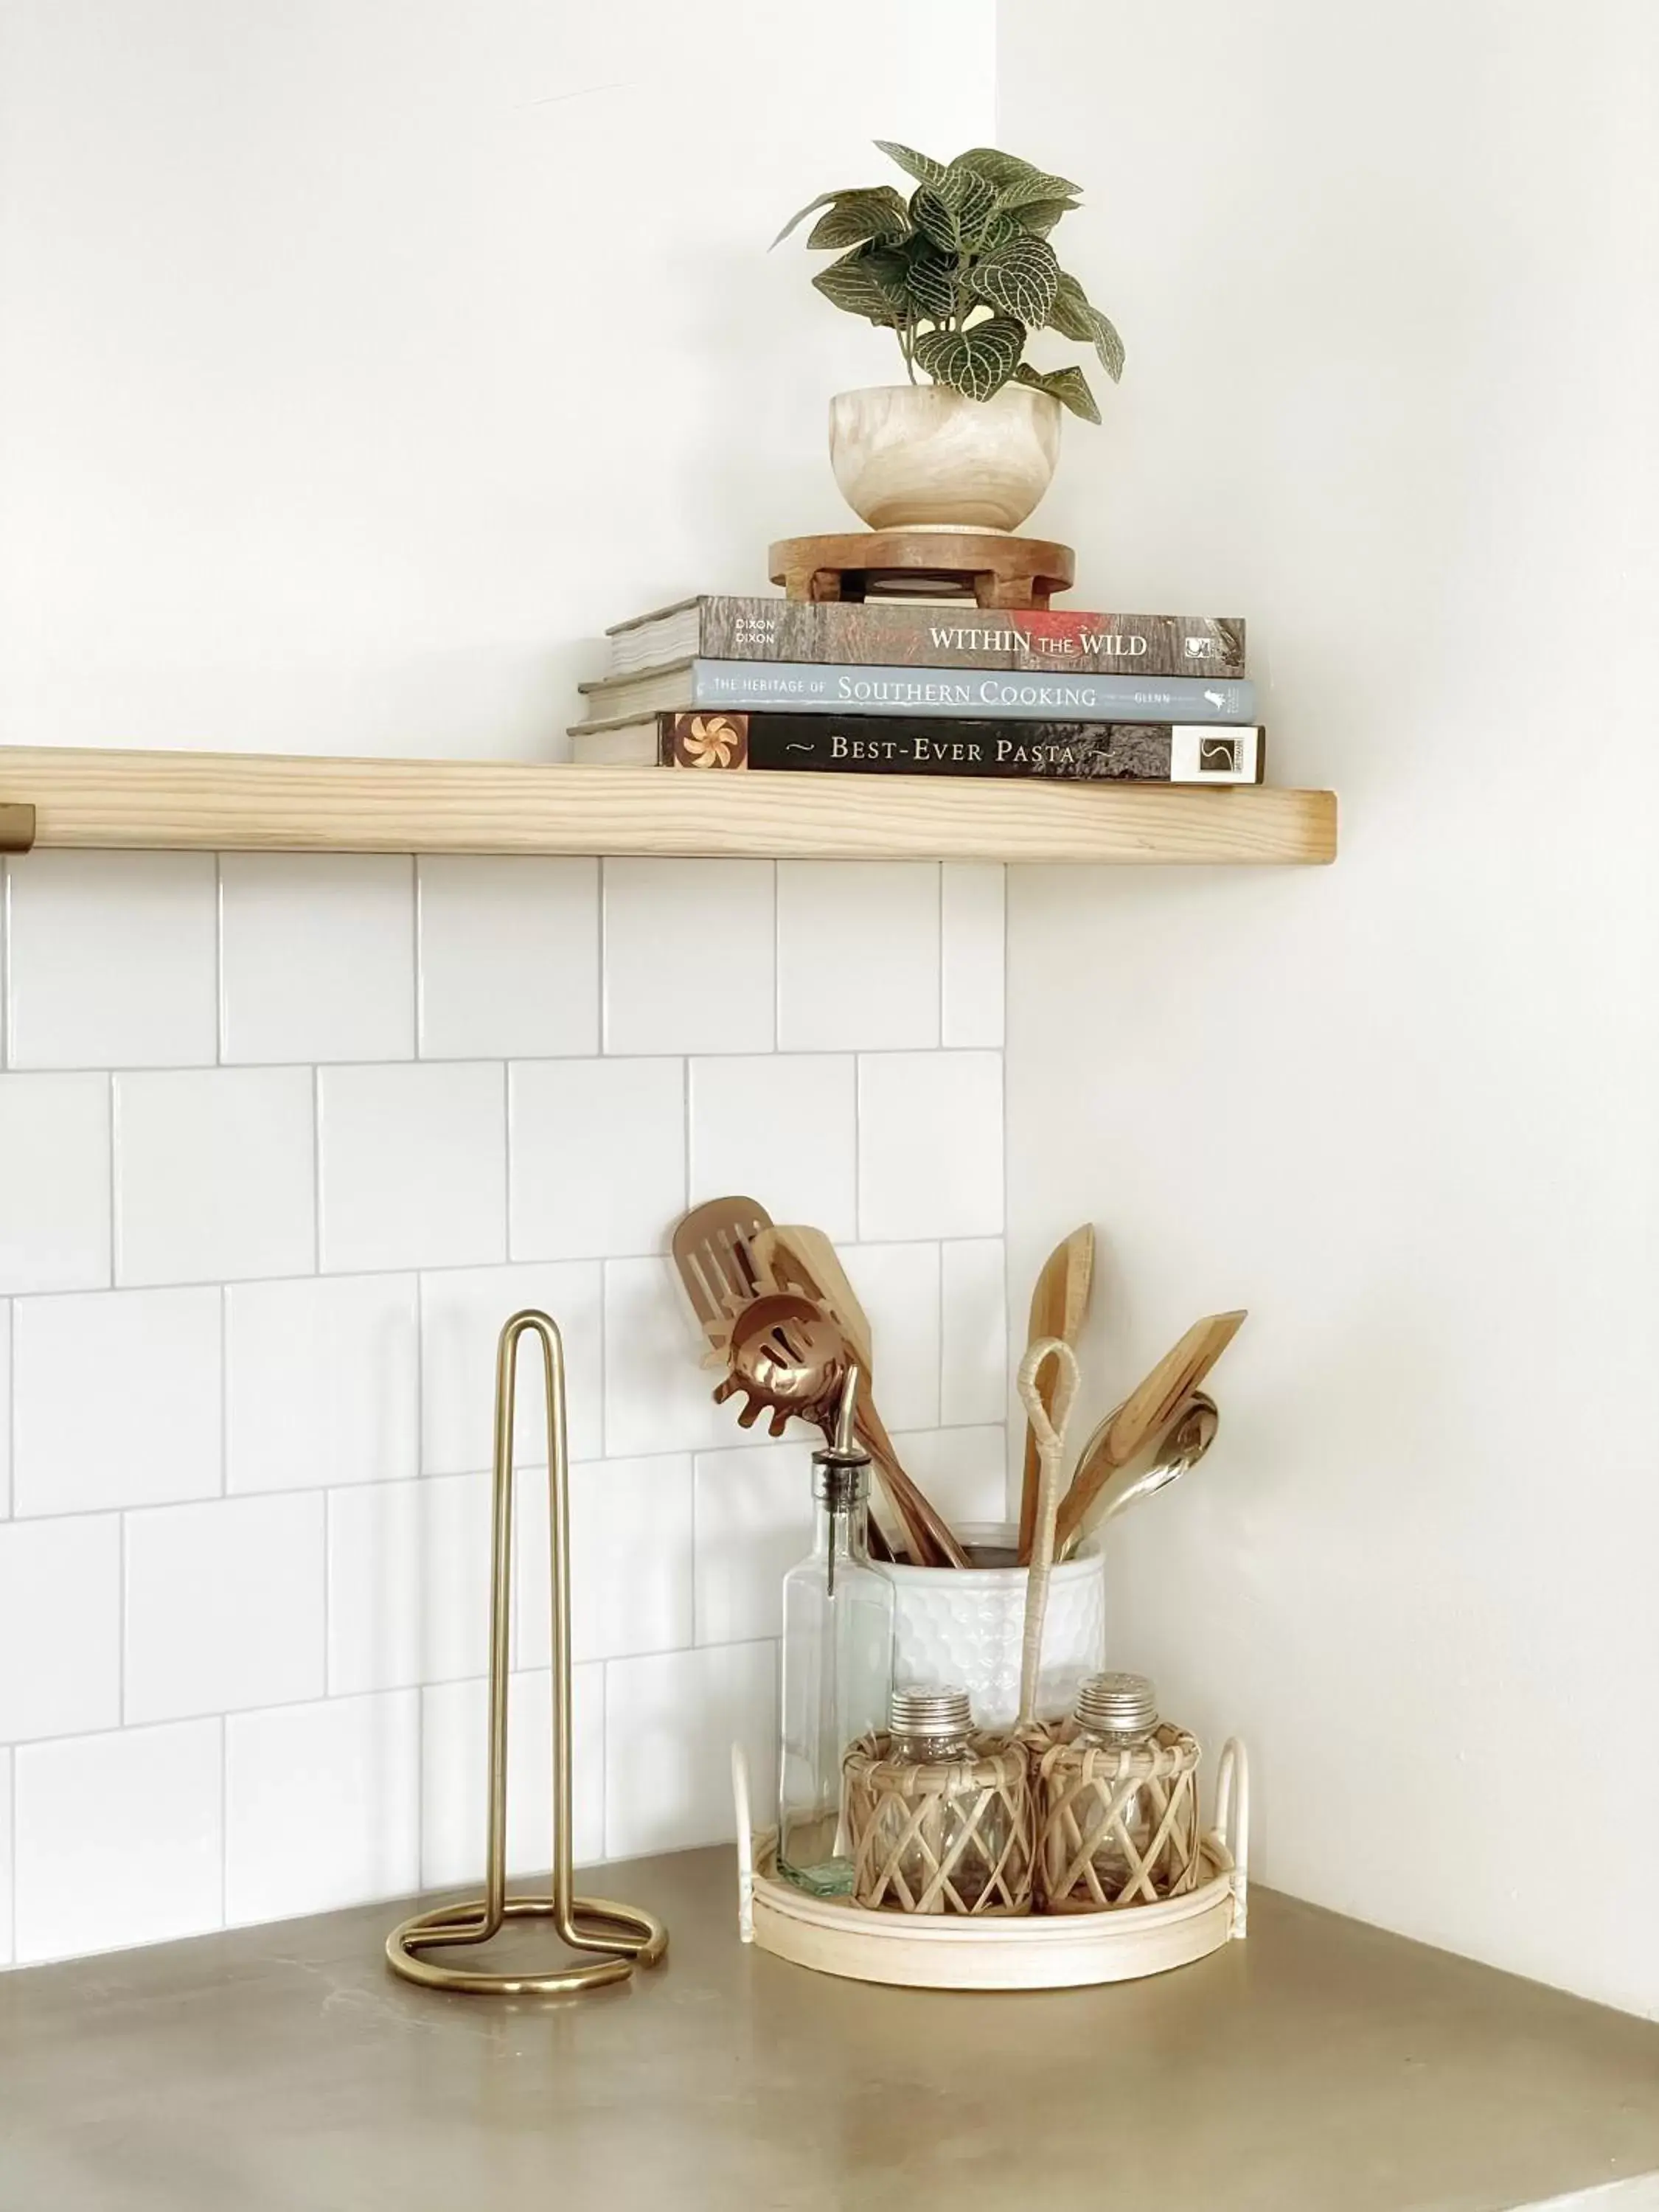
{"left": 0, "top": 0, "right": 993, "bottom": 756}
{"left": 1000, "top": 0, "right": 1659, "bottom": 2014}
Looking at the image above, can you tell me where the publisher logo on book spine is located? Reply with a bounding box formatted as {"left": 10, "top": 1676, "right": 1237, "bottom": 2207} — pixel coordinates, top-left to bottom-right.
{"left": 672, "top": 713, "right": 748, "bottom": 770}
{"left": 1184, "top": 637, "right": 1223, "bottom": 658}
{"left": 1197, "top": 735, "right": 1242, "bottom": 774}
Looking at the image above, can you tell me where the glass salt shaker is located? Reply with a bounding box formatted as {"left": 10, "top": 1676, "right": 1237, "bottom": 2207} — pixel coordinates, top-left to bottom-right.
{"left": 1038, "top": 1669, "right": 1201, "bottom": 1910}
{"left": 776, "top": 1391, "right": 894, "bottom": 1897}
{"left": 850, "top": 1684, "right": 1032, "bottom": 1914}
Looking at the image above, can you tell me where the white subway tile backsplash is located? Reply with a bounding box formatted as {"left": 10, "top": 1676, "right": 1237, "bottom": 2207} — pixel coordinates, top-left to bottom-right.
{"left": 688, "top": 1054, "right": 857, "bottom": 1244}
{"left": 0, "top": 1516, "right": 121, "bottom": 1743}
{"left": 941, "top": 863, "right": 1006, "bottom": 1048}
{"left": 604, "top": 1638, "right": 776, "bottom": 1862}
{"left": 225, "top": 1688, "right": 420, "bottom": 1926}
{"left": 418, "top": 856, "right": 599, "bottom": 1060}
{"left": 777, "top": 863, "right": 940, "bottom": 1051}
{"left": 13, "top": 1720, "right": 223, "bottom": 1963}
{"left": 12, "top": 1287, "right": 221, "bottom": 1515}
{"left": 114, "top": 1067, "right": 315, "bottom": 1286}
{"left": 318, "top": 1061, "right": 504, "bottom": 1273}
{"left": 603, "top": 1256, "right": 741, "bottom": 1459}
{"left": 421, "top": 1665, "right": 603, "bottom": 1883}
{"left": 891, "top": 1424, "right": 1009, "bottom": 1532}
{"left": 693, "top": 1441, "right": 814, "bottom": 1648}
{"left": 516, "top": 1453, "right": 693, "bottom": 1668}
{"left": 941, "top": 1239, "right": 1009, "bottom": 1427}
{"left": 326, "top": 1473, "right": 493, "bottom": 1694}
{"left": 841, "top": 1242, "right": 942, "bottom": 1431}
{"left": 4, "top": 849, "right": 1006, "bottom": 1966}
{"left": 420, "top": 1261, "right": 602, "bottom": 1473}
{"left": 225, "top": 1273, "right": 418, "bottom": 1493}
{"left": 219, "top": 855, "right": 414, "bottom": 1064}
{"left": 858, "top": 1051, "right": 1004, "bottom": 1241}
{"left": 125, "top": 1492, "right": 324, "bottom": 1724}
{"left": 0, "top": 1074, "right": 111, "bottom": 1294}
{"left": 4, "top": 853, "right": 218, "bottom": 1070}
{"left": 509, "top": 1057, "right": 684, "bottom": 1261}
{"left": 603, "top": 860, "right": 775, "bottom": 1055}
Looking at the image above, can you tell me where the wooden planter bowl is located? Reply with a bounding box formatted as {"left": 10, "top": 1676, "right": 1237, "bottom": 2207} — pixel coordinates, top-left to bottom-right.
{"left": 843, "top": 1733, "right": 1033, "bottom": 1916}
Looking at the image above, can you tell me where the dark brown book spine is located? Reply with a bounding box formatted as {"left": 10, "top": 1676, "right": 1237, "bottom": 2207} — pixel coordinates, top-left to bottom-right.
{"left": 658, "top": 712, "right": 1264, "bottom": 784}
{"left": 692, "top": 598, "right": 1245, "bottom": 678}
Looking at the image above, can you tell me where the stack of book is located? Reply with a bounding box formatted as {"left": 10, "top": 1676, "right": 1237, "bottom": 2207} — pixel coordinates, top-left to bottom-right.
{"left": 569, "top": 597, "right": 1260, "bottom": 786}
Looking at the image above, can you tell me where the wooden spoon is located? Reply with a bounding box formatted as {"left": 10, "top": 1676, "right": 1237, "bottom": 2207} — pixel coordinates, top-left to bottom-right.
{"left": 1053, "top": 1310, "right": 1245, "bottom": 1558}
{"left": 1015, "top": 1226, "right": 1095, "bottom": 1564}
{"left": 1015, "top": 1338, "right": 1081, "bottom": 1732}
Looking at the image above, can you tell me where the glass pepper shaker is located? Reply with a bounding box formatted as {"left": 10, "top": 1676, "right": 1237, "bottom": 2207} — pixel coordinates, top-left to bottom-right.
{"left": 1037, "top": 1670, "right": 1201, "bottom": 1910}
{"left": 776, "top": 1379, "right": 894, "bottom": 1897}
{"left": 844, "top": 1685, "right": 1032, "bottom": 1915}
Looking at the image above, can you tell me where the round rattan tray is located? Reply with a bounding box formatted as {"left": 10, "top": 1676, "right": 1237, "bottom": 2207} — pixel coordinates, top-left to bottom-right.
{"left": 730, "top": 1739, "right": 1249, "bottom": 1992}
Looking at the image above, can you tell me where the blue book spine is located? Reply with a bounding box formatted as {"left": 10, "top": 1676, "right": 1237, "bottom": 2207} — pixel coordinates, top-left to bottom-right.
{"left": 686, "top": 660, "right": 1256, "bottom": 723}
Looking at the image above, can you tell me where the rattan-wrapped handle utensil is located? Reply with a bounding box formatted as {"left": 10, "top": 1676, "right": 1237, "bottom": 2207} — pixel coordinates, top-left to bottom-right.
{"left": 1015, "top": 1336, "right": 1081, "bottom": 1732}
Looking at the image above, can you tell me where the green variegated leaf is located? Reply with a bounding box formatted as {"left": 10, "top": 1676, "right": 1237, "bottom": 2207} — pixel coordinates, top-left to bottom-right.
{"left": 772, "top": 188, "right": 860, "bottom": 249}
{"left": 1047, "top": 269, "right": 1126, "bottom": 379}
{"left": 859, "top": 245, "right": 914, "bottom": 310}
{"left": 1046, "top": 269, "right": 1097, "bottom": 341}
{"left": 975, "top": 208, "right": 1026, "bottom": 249}
{"left": 911, "top": 169, "right": 999, "bottom": 254}
{"left": 914, "top": 316, "right": 1023, "bottom": 401}
{"left": 995, "top": 169, "right": 1083, "bottom": 211}
{"left": 874, "top": 139, "right": 950, "bottom": 188}
{"left": 901, "top": 237, "right": 958, "bottom": 321}
{"left": 813, "top": 247, "right": 903, "bottom": 327}
{"left": 953, "top": 146, "right": 1082, "bottom": 198}
{"left": 804, "top": 187, "right": 911, "bottom": 251}
{"left": 1015, "top": 361, "right": 1101, "bottom": 423}
{"left": 1010, "top": 197, "right": 1077, "bottom": 239}
{"left": 967, "top": 234, "right": 1060, "bottom": 324}
{"left": 1090, "top": 307, "right": 1126, "bottom": 382}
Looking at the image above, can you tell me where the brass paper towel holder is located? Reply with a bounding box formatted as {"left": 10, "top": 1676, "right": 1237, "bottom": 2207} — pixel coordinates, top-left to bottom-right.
{"left": 386, "top": 1310, "right": 668, "bottom": 1996}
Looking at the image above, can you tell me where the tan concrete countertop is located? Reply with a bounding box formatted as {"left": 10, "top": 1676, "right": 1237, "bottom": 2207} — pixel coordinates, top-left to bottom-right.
{"left": 1, "top": 1848, "right": 1657, "bottom": 2212}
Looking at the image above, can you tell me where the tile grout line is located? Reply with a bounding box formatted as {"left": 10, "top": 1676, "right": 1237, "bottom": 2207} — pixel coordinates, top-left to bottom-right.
{"left": 500, "top": 1057, "right": 511, "bottom": 1262}
{"left": 606, "top": 854, "right": 619, "bottom": 1053}
{"left": 4, "top": 1225, "right": 968, "bottom": 1310}
{"left": 104, "top": 1071, "right": 116, "bottom": 1289}
{"left": 213, "top": 854, "right": 225, "bottom": 1066}
{"left": 218, "top": 1714, "right": 229, "bottom": 1929}
{"left": 409, "top": 855, "right": 422, "bottom": 1061}
{"left": 310, "top": 1065, "right": 322, "bottom": 1274}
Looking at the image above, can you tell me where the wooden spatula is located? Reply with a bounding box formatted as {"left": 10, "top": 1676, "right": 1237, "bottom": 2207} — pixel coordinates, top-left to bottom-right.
{"left": 752, "top": 1225, "right": 874, "bottom": 1372}
{"left": 1016, "top": 1226, "right": 1095, "bottom": 1564}
{"left": 756, "top": 1224, "right": 969, "bottom": 1570}
{"left": 672, "top": 1196, "right": 773, "bottom": 1363}
{"left": 1052, "top": 1310, "right": 1245, "bottom": 1558}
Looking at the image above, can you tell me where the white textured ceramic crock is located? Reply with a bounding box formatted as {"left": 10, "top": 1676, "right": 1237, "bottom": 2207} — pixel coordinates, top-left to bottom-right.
{"left": 828, "top": 383, "right": 1061, "bottom": 532}
{"left": 885, "top": 1523, "right": 1105, "bottom": 1731}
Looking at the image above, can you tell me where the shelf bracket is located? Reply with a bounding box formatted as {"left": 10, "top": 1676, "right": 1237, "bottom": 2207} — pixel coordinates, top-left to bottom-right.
{"left": 0, "top": 802, "right": 36, "bottom": 854}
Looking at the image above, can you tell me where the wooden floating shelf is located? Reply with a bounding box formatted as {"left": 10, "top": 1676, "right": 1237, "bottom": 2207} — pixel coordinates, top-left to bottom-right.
{"left": 0, "top": 747, "right": 1337, "bottom": 866}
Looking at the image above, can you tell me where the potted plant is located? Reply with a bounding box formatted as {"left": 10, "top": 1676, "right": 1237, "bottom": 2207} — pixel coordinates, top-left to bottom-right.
{"left": 775, "top": 140, "right": 1124, "bottom": 534}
